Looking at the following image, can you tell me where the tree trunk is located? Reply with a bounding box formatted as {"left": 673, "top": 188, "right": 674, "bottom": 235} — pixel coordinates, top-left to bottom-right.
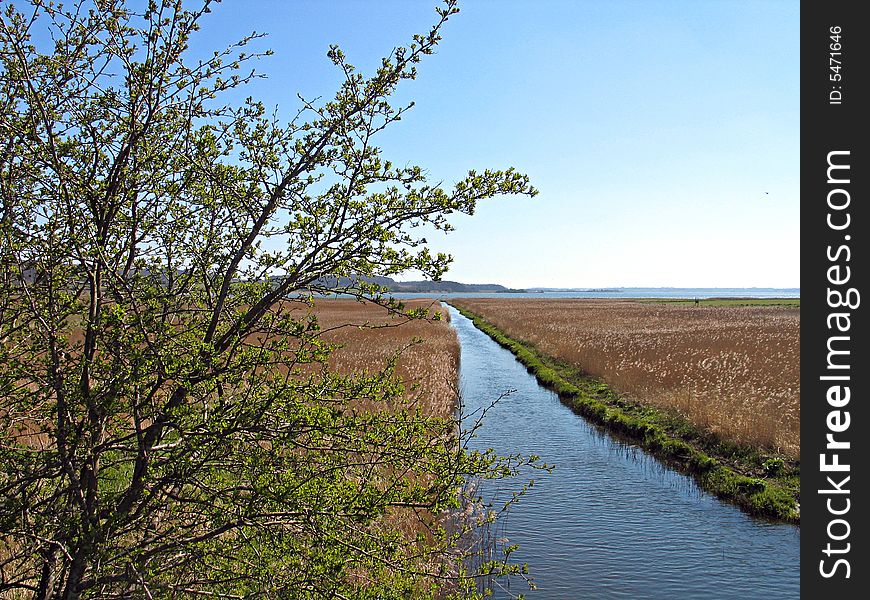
{"left": 35, "top": 546, "right": 61, "bottom": 600}
{"left": 60, "top": 549, "right": 87, "bottom": 600}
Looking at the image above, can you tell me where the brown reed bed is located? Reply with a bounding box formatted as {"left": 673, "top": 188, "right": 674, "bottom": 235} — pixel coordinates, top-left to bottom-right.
{"left": 450, "top": 298, "right": 799, "bottom": 460}
{"left": 303, "top": 298, "right": 472, "bottom": 586}
{"left": 308, "top": 298, "right": 459, "bottom": 420}
{"left": 1, "top": 298, "right": 467, "bottom": 591}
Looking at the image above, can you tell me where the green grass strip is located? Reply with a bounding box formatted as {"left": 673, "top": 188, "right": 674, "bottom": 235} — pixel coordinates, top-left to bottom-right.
{"left": 450, "top": 304, "right": 800, "bottom": 524}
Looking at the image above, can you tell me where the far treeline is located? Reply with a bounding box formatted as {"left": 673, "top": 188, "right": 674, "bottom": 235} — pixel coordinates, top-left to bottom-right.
{"left": 313, "top": 274, "right": 527, "bottom": 294}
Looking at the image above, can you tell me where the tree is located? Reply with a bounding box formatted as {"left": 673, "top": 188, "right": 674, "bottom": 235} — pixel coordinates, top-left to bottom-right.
{"left": 0, "top": 0, "right": 538, "bottom": 598}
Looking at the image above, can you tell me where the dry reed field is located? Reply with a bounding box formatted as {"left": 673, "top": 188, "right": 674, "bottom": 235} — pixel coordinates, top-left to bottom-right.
{"left": 308, "top": 298, "right": 459, "bottom": 420}
{"left": 0, "top": 299, "right": 463, "bottom": 590}
{"left": 303, "top": 298, "right": 464, "bottom": 560}
{"left": 451, "top": 298, "right": 800, "bottom": 458}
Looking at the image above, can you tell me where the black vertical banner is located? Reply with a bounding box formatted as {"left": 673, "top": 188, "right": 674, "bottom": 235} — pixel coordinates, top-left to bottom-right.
{"left": 802, "top": 2, "right": 868, "bottom": 598}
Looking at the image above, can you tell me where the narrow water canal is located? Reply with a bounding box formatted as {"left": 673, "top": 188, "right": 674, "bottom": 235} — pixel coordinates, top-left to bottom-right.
{"left": 447, "top": 305, "right": 800, "bottom": 599}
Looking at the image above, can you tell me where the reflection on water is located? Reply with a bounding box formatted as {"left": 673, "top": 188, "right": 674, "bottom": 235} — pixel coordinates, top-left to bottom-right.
{"left": 448, "top": 306, "right": 799, "bottom": 599}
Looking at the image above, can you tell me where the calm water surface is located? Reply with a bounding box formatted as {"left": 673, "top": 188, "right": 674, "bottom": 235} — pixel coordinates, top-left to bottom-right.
{"left": 447, "top": 305, "right": 799, "bottom": 599}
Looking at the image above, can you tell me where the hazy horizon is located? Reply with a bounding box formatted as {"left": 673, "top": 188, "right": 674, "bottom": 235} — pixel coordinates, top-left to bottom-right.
{"left": 390, "top": 275, "right": 799, "bottom": 291}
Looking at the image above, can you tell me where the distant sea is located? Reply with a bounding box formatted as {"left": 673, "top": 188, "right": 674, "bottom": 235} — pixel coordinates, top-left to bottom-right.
{"left": 390, "top": 287, "right": 800, "bottom": 300}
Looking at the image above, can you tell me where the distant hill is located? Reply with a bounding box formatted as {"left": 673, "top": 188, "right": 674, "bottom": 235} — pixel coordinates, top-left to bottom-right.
{"left": 309, "top": 275, "right": 525, "bottom": 294}
{"left": 387, "top": 279, "right": 525, "bottom": 293}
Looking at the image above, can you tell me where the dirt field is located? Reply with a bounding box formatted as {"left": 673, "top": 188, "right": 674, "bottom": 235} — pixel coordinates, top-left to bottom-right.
{"left": 450, "top": 298, "right": 799, "bottom": 458}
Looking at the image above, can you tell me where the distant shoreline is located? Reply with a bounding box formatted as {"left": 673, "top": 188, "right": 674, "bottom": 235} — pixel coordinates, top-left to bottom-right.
{"left": 380, "top": 288, "right": 800, "bottom": 300}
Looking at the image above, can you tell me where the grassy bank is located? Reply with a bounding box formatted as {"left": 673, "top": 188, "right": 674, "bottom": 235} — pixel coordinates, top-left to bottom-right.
{"left": 450, "top": 303, "right": 799, "bottom": 524}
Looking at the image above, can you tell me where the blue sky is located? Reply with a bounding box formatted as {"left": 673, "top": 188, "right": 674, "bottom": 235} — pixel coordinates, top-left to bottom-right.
{"left": 199, "top": 0, "right": 799, "bottom": 288}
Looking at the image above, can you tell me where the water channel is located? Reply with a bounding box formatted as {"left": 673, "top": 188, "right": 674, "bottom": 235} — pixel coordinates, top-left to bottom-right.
{"left": 447, "top": 305, "right": 800, "bottom": 599}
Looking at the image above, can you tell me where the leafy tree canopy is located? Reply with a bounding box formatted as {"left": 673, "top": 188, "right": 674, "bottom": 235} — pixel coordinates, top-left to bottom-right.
{"left": 0, "top": 0, "right": 537, "bottom": 598}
